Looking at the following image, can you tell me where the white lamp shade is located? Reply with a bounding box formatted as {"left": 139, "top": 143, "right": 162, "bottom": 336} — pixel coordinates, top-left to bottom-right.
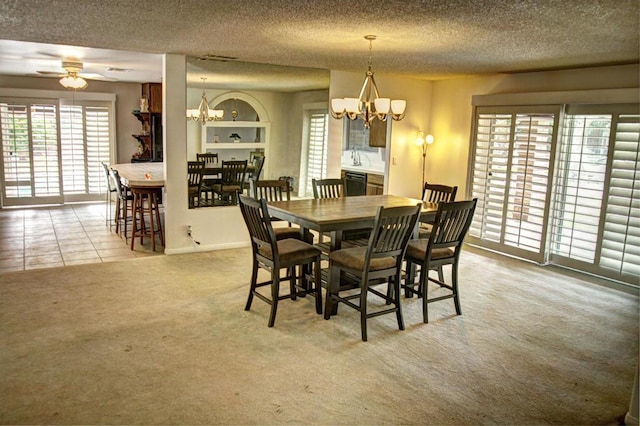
{"left": 59, "top": 76, "right": 88, "bottom": 90}
{"left": 391, "top": 100, "right": 406, "bottom": 114}
{"left": 426, "top": 134, "right": 435, "bottom": 144}
{"left": 209, "top": 109, "right": 224, "bottom": 119}
{"left": 374, "top": 98, "right": 391, "bottom": 114}
{"left": 344, "top": 98, "right": 360, "bottom": 113}
{"left": 331, "top": 98, "right": 346, "bottom": 113}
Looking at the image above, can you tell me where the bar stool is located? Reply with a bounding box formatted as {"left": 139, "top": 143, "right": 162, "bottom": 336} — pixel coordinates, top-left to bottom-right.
{"left": 130, "top": 186, "right": 164, "bottom": 251}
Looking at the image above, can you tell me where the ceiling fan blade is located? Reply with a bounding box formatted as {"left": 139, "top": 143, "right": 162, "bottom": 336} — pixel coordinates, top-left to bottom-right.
{"left": 36, "top": 70, "right": 65, "bottom": 76}
{"left": 79, "top": 72, "right": 118, "bottom": 82}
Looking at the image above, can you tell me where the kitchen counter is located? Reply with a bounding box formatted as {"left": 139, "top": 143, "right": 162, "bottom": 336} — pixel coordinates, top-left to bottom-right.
{"left": 341, "top": 165, "right": 385, "bottom": 175}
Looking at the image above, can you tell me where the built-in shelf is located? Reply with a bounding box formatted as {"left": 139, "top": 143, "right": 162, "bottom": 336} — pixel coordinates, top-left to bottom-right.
{"left": 201, "top": 120, "right": 270, "bottom": 158}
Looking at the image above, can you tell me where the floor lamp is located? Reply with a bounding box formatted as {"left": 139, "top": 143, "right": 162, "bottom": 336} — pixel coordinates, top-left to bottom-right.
{"left": 415, "top": 132, "right": 434, "bottom": 196}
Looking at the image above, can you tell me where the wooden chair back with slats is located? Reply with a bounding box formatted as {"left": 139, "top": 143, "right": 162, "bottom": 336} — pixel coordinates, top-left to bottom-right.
{"left": 312, "top": 178, "right": 345, "bottom": 199}
{"left": 196, "top": 152, "right": 219, "bottom": 166}
{"left": 252, "top": 179, "right": 291, "bottom": 202}
{"left": 221, "top": 160, "right": 247, "bottom": 186}
{"left": 422, "top": 182, "right": 458, "bottom": 204}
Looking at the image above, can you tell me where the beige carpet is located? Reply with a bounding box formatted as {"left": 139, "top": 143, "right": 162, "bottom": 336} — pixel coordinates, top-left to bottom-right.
{"left": 0, "top": 246, "right": 637, "bottom": 425}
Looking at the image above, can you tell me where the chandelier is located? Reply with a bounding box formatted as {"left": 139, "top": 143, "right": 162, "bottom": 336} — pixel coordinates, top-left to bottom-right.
{"left": 330, "top": 35, "right": 406, "bottom": 129}
{"left": 186, "top": 77, "right": 224, "bottom": 125}
{"left": 59, "top": 62, "right": 88, "bottom": 90}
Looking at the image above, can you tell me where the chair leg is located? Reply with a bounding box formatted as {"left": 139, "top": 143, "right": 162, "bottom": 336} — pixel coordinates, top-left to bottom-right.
{"left": 360, "top": 281, "right": 368, "bottom": 342}
{"left": 394, "top": 275, "right": 405, "bottom": 331}
{"left": 324, "top": 265, "right": 339, "bottom": 320}
{"left": 437, "top": 265, "right": 446, "bottom": 286}
{"left": 268, "top": 271, "right": 280, "bottom": 327}
{"left": 421, "top": 268, "right": 430, "bottom": 324}
{"left": 405, "top": 261, "right": 417, "bottom": 298}
{"left": 289, "top": 266, "right": 297, "bottom": 301}
{"left": 114, "top": 199, "right": 121, "bottom": 234}
{"left": 452, "top": 261, "right": 462, "bottom": 316}
{"left": 314, "top": 258, "right": 322, "bottom": 314}
{"left": 245, "top": 259, "right": 259, "bottom": 311}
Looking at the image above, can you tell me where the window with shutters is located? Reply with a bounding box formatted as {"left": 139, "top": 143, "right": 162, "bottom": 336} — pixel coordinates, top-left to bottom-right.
{"left": 469, "top": 106, "right": 557, "bottom": 263}
{"left": 302, "top": 110, "right": 329, "bottom": 197}
{"left": 469, "top": 102, "right": 639, "bottom": 286}
{"left": 0, "top": 96, "right": 113, "bottom": 206}
{"left": 549, "top": 105, "right": 639, "bottom": 283}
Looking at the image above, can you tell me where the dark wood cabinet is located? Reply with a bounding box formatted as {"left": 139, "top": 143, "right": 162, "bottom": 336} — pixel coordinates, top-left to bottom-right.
{"left": 141, "top": 83, "right": 162, "bottom": 113}
{"left": 366, "top": 173, "right": 384, "bottom": 195}
{"left": 133, "top": 83, "right": 162, "bottom": 161}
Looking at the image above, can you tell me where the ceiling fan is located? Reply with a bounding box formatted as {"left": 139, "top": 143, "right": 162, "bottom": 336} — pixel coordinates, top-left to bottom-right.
{"left": 36, "top": 60, "right": 117, "bottom": 89}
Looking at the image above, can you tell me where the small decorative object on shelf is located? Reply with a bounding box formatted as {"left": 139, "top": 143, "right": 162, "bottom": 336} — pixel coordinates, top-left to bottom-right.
{"left": 232, "top": 110, "right": 238, "bottom": 121}
{"left": 230, "top": 133, "right": 242, "bottom": 143}
{"left": 140, "top": 98, "right": 149, "bottom": 113}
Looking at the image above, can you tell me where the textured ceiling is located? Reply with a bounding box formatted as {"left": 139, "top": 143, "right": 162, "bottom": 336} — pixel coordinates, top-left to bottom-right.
{"left": 0, "top": 0, "right": 638, "bottom": 91}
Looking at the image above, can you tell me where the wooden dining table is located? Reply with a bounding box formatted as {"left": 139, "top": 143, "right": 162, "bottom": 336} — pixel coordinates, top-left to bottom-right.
{"left": 268, "top": 194, "right": 438, "bottom": 316}
{"left": 268, "top": 194, "right": 438, "bottom": 251}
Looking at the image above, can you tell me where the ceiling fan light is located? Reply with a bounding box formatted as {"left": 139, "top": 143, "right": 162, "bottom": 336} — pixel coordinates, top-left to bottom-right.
{"left": 59, "top": 75, "right": 88, "bottom": 90}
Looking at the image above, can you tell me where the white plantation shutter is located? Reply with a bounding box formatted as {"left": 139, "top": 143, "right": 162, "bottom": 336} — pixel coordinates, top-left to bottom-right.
{"left": 304, "top": 111, "right": 329, "bottom": 197}
{"left": 0, "top": 103, "right": 32, "bottom": 199}
{"left": 599, "top": 113, "right": 640, "bottom": 279}
{"left": 470, "top": 113, "right": 512, "bottom": 242}
{"left": 469, "top": 106, "right": 557, "bottom": 263}
{"left": 549, "top": 106, "right": 640, "bottom": 283}
{"left": 1, "top": 96, "right": 113, "bottom": 206}
{"left": 85, "top": 106, "right": 111, "bottom": 193}
{"left": 60, "top": 103, "right": 111, "bottom": 195}
{"left": 550, "top": 114, "right": 610, "bottom": 262}
{"left": 0, "top": 101, "right": 62, "bottom": 205}
{"left": 60, "top": 104, "right": 86, "bottom": 193}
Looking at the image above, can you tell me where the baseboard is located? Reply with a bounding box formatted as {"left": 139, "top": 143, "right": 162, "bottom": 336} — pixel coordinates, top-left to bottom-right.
{"left": 164, "top": 240, "right": 250, "bottom": 255}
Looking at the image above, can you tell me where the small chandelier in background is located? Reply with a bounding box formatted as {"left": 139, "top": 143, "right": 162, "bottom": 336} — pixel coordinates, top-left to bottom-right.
{"left": 59, "top": 62, "right": 88, "bottom": 90}
{"left": 186, "top": 77, "right": 224, "bottom": 125}
{"left": 330, "top": 35, "right": 406, "bottom": 129}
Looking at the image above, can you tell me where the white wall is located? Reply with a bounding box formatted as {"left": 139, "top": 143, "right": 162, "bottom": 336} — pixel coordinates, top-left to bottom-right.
{"left": 427, "top": 64, "right": 640, "bottom": 197}
{"left": 0, "top": 74, "right": 143, "bottom": 164}
{"left": 328, "top": 70, "right": 433, "bottom": 199}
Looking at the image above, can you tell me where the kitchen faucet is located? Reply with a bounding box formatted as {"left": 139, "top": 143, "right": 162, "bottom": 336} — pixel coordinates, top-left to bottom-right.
{"left": 351, "top": 147, "right": 362, "bottom": 166}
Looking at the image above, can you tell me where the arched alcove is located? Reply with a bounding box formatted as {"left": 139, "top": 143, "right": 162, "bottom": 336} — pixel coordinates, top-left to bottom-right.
{"left": 209, "top": 91, "right": 270, "bottom": 123}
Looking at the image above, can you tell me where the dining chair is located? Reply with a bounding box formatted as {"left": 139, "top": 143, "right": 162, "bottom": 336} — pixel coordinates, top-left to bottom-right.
{"left": 211, "top": 160, "right": 247, "bottom": 206}
{"left": 401, "top": 199, "right": 477, "bottom": 323}
{"left": 417, "top": 182, "right": 459, "bottom": 282}
{"left": 312, "top": 177, "right": 370, "bottom": 248}
{"left": 251, "top": 179, "right": 310, "bottom": 242}
{"left": 238, "top": 195, "right": 323, "bottom": 327}
{"left": 196, "top": 153, "right": 219, "bottom": 204}
{"left": 325, "top": 203, "right": 422, "bottom": 341}
{"left": 187, "top": 160, "right": 205, "bottom": 208}
{"left": 109, "top": 168, "right": 134, "bottom": 239}
{"left": 312, "top": 178, "right": 345, "bottom": 199}
{"left": 422, "top": 182, "right": 458, "bottom": 204}
{"left": 100, "top": 162, "right": 117, "bottom": 229}
{"left": 244, "top": 155, "right": 265, "bottom": 195}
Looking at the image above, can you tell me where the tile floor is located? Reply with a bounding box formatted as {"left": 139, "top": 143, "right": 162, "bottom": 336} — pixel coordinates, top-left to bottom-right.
{"left": 0, "top": 202, "right": 163, "bottom": 273}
